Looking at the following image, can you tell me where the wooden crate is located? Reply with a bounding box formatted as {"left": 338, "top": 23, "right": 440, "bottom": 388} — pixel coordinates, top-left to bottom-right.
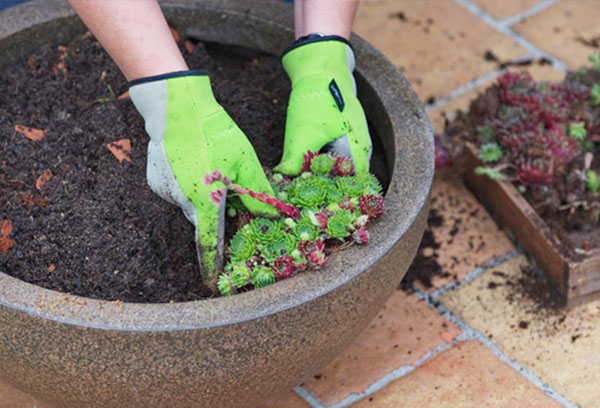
{"left": 457, "top": 142, "right": 600, "bottom": 307}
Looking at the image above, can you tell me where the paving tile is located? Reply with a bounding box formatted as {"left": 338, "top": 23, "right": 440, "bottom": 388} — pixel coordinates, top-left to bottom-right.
{"left": 471, "top": 0, "right": 544, "bottom": 21}
{"left": 420, "top": 176, "right": 513, "bottom": 291}
{"left": 0, "top": 379, "right": 47, "bottom": 408}
{"left": 352, "top": 340, "right": 562, "bottom": 407}
{"left": 428, "top": 65, "right": 565, "bottom": 133}
{"left": 441, "top": 255, "right": 600, "bottom": 408}
{"left": 353, "top": 0, "right": 528, "bottom": 103}
{"left": 260, "top": 390, "right": 310, "bottom": 408}
{"left": 303, "top": 290, "right": 461, "bottom": 406}
{"left": 514, "top": 0, "right": 600, "bottom": 69}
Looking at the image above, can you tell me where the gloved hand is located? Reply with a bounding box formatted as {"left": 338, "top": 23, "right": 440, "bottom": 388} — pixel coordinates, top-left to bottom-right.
{"left": 129, "top": 71, "right": 277, "bottom": 288}
{"left": 275, "top": 34, "right": 372, "bottom": 176}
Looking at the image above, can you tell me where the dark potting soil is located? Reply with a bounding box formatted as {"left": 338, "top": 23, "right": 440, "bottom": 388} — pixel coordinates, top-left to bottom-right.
{"left": 0, "top": 31, "right": 389, "bottom": 303}
{"left": 0, "top": 32, "right": 291, "bottom": 303}
{"left": 399, "top": 207, "right": 445, "bottom": 292}
{"left": 446, "top": 70, "right": 600, "bottom": 257}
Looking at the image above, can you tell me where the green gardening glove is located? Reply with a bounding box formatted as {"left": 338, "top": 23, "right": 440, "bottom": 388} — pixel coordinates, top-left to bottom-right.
{"left": 129, "top": 70, "right": 277, "bottom": 289}
{"left": 275, "top": 34, "right": 372, "bottom": 175}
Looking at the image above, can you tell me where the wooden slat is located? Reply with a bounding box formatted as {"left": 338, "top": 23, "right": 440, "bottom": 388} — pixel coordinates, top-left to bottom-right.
{"left": 456, "top": 143, "right": 600, "bottom": 306}
{"left": 458, "top": 143, "right": 568, "bottom": 291}
{"left": 569, "top": 253, "right": 600, "bottom": 304}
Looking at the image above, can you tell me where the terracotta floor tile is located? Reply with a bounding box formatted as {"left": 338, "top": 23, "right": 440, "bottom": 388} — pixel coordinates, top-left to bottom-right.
{"left": 420, "top": 176, "right": 513, "bottom": 291}
{"left": 514, "top": 0, "right": 600, "bottom": 69}
{"left": 353, "top": 0, "right": 527, "bottom": 103}
{"left": 260, "top": 390, "right": 310, "bottom": 408}
{"left": 428, "top": 65, "right": 565, "bottom": 133}
{"left": 0, "top": 379, "right": 47, "bottom": 408}
{"left": 471, "top": 0, "right": 544, "bottom": 20}
{"left": 303, "top": 290, "right": 461, "bottom": 406}
{"left": 352, "top": 340, "right": 562, "bottom": 407}
{"left": 442, "top": 255, "right": 600, "bottom": 408}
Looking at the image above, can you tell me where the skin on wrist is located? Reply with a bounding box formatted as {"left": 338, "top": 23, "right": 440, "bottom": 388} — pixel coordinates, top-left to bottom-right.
{"left": 294, "top": 0, "right": 358, "bottom": 40}
{"left": 68, "top": 0, "right": 188, "bottom": 81}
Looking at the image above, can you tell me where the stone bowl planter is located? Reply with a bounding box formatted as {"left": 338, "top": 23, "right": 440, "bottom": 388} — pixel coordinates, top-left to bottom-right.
{"left": 0, "top": 1, "right": 434, "bottom": 407}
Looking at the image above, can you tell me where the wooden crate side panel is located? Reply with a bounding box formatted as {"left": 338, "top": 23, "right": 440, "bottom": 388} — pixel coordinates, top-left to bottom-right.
{"left": 569, "top": 253, "right": 600, "bottom": 302}
{"left": 459, "top": 144, "right": 567, "bottom": 291}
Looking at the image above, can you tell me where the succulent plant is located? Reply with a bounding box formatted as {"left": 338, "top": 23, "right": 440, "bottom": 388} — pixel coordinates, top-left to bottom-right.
{"left": 339, "top": 196, "right": 355, "bottom": 213}
{"left": 591, "top": 83, "right": 600, "bottom": 105}
{"left": 301, "top": 151, "right": 319, "bottom": 173}
{"left": 357, "top": 173, "right": 383, "bottom": 196}
{"left": 590, "top": 51, "right": 600, "bottom": 70}
{"left": 293, "top": 219, "right": 321, "bottom": 242}
{"left": 569, "top": 122, "right": 587, "bottom": 141}
{"left": 236, "top": 212, "right": 254, "bottom": 230}
{"left": 218, "top": 273, "right": 234, "bottom": 296}
{"left": 251, "top": 266, "right": 277, "bottom": 288}
{"left": 334, "top": 156, "right": 356, "bottom": 176}
{"left": 474, "top": 166, "right": 508, "bottom": 181}
{"left": 230, "top": 264, "right": 250, "bottom": 288}
{"left": 326, "top": 210, "right": 354, "bottom": 240}
{"left": 312, "top": 210, "right": 332, "bottom": 232}
{"left": 352, "top": 228, "right": 370, "bottom": 244}
{"left": 210, "top": 150, "right": 385, "bottom": 297}
{"left": 248, "top": 218, "right": 283, "bottom": 244}
{"left": 228, "top": 229, "right": 257, "bottom": 263}
{"left": 259, "top": 233, "right": 298, "bottom": 263}
{"left": 299, "top": 238, "right": 327, "bottom": 268}
{"left": 359, "top": 194, "right": 385, "bottom": 218}
{"left": 288, "top": 176, "right": 328, "bottom": 208}
{"left": 479, "top": 143, "right": 504, "bottom": 163}
{"left": 310, "top": 153, "right": 337, "bottom": 175}
{"left": 336, "top": 176, "right": 363, "bottom": 198}
{"left": 587, "top": 170, "right": 599, "bottom": 193}
{"left": 272, "top": 255, "right": 296, "bottom": 279}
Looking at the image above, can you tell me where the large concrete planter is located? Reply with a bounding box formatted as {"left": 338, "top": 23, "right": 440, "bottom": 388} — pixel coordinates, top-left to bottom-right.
{"left": 0, "top": 1, "right": 434, "bottom": 407}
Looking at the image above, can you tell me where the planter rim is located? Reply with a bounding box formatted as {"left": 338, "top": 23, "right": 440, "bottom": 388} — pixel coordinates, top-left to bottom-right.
{"left": 0, "top": 0, "right": 434, "bottom": 331}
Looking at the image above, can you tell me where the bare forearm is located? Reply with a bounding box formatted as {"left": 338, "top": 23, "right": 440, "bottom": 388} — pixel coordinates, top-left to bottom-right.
{"left": 68, "top": 0, "right": 187, "bottom": 80}
{"left": 294, "top": 0, "right": 358, "bottom": 40}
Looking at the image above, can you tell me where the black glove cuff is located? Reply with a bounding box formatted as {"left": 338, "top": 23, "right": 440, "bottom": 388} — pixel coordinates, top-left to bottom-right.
{"left": 282, "top": 34, "right": 354, "bottom": 57}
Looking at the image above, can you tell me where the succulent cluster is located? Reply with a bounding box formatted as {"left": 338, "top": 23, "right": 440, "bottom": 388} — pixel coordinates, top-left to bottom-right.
{"left": 475, "top": 71, "right": 591, "bottom": 186}
{"left": 207, "top": 151, "right": 384, "bottom": 296}
{"left": 474, "top": 69, "right": 600, "bottom": 193}
{"left": 460, "top": 56, "right": 600, "bottom": 225}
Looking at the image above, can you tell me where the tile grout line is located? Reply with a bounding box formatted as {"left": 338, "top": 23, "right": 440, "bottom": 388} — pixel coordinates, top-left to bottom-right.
{"left": 294, "top": 386, "right": 327, "bottom": 408}
{"left": 414, "top": 290, "right": 578, "bottom": 407}
{"left": 424, "top": 0, "right": 567, "bottom": 114}
{"left": 298, "top": 339, "right": 459, "bottom": 408}
{"left": 500, "top": 0, "right": 563, "bottom": 28}
{"left": 451, "top": 0, "right": 568, "bottom": 73}
{"left": 430, "top": 249, "right": 520, "bottom": 299}
{"left": 424, "top": 66, "right": 505, "bottom": 111}
{"left": 293, "top": 249, "right": 520, "bottom": 407}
